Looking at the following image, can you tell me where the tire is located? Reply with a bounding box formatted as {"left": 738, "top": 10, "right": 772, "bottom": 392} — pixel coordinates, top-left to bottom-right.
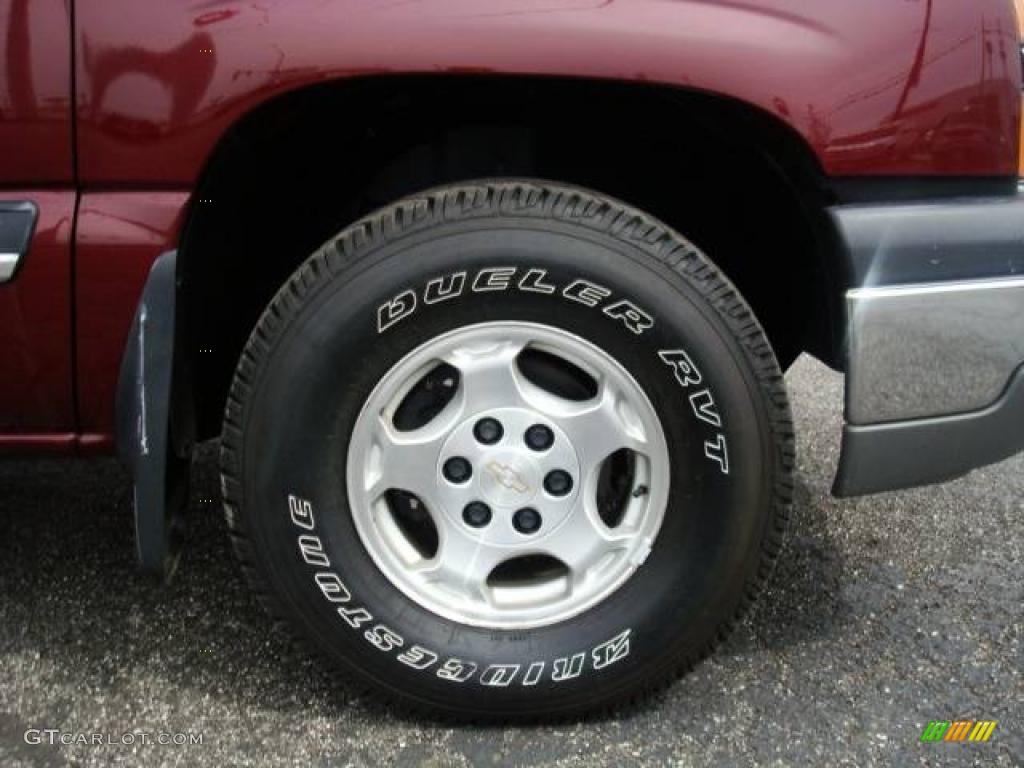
{"left": 220, "top": 180, "right": 793, "bottom": 720}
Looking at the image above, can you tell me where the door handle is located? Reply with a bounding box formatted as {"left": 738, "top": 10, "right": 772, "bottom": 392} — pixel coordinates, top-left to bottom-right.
{"left": 0, "top": 201, "right": 39, "bottom": 282}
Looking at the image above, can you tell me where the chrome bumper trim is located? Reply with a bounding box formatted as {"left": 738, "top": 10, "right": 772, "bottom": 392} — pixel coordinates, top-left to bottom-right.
{"left": 846, "top": 277, "right": 1024, "bottom": 425}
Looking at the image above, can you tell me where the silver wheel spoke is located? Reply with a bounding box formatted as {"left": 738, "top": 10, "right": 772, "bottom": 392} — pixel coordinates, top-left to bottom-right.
{"left": 346, "top": 322, "right": 669, "bottom": 629}
{"left": 444, "top": 339, "right": 529, "bottom": 414}
{"left": 416, "top": 525, "right": 506, "bottom": 605}
{"left": 365, "top": 415, "right": 447, "bottom": 503}
{"left": 554, "top": 383, "right": 649, "bottom": 468}
{"left": 539, "top": 500, "right": 632, "bottom": 582}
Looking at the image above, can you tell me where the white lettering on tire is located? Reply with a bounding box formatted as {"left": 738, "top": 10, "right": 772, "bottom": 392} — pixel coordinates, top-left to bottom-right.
{"left": 518, "top": 268, "right": 557, "bottom": 294}
{"left": 315, "top": 572, "right": 352, "bottom": 603}
{"left": 297, "top": 534, "right": 330, "bottom": 567}
{"left": 658, "top": 348, "right": 730, "bottom": 475}
{"left": 472, "top": 266, "right": 516, "bottom": 292}
{"left": 374, "top": 267, "right": 655, "bottom": 337}
{"left": 337, "top": 605, "right": 374, "bottom": 629}
{"left": 397, "top": 645, "right": 439, "bottom": 671}
{"left": 480, "top": 664, "right": 521, "bottom": 687}
{"left": 563, "top": 278, "right": 611, "bottom": 307}
{"left": 365, "top": 624, "right": 405, "bottom": 652}
{"left": 424, "top": 271, "right": 466, "bottom": 304}
{"left": 603, "top": 299, "right": 654, "bottom": 335}
{"left": 288, "top": 494, "right": 315, "bottom": 529}
{"left": 592, "top": 629, "right": 631, "bottom": 670}
{"left": 288, "top": 496, "right": 635, "bottom": 686}
{"left": 658, "top": 349, "right": 702, "bottom": 387}
{"left": 688, "top": 389, "right": 722, "bottom": 428}
{"left": 377, "top": 289, "right": 417, "bottom": 332}
{"left": 437, "top": 658, "right": 478, "bottom": 683}
{"left": 551, "top": 652, "right": 586, "bottom": 682}
{"left": 522, "top": 661, "right": 545, "bottom": 686}
{"left": 704, "top": 434, "right": 730, "bottom": 475}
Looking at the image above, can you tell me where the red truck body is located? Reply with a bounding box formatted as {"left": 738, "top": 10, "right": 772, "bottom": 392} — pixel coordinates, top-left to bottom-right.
{"left": 4, "top": 0, "right": 1024, "bottom": 716}
{"left": 0, "top": 0, "right": 1021, "bottom": 448}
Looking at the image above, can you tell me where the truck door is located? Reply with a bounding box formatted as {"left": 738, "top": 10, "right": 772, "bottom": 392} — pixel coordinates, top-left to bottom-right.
{"left": 0, "top": 0, "right": 76, "bottom": 446}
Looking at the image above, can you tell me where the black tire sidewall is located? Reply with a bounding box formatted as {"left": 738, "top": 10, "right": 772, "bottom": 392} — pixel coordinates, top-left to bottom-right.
{"left": 237, "top": 216, "right": 777, "bottom": 715}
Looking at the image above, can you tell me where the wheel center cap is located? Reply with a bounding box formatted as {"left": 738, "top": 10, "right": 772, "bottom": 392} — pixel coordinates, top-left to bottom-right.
{"left": 479, "top": 452, "right": 540, "bottom": 507}
{"left": 436, "top": 406, "right": 582, "bottom": 546}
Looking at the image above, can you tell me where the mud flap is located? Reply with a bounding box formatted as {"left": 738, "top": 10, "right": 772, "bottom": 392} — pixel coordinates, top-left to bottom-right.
{"left": 116, "top": 250, "right": 193, "bottom": 580}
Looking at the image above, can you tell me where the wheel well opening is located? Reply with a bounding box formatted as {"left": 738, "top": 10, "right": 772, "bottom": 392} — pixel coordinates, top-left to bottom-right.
{"left": 180, "top": 76, "right": 841, "bottom": 440}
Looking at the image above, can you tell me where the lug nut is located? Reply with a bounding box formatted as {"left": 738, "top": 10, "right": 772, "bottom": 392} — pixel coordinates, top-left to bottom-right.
{"left": 463, "top": 501, "right": 492, "bottom": 528}
{"left": 524, "top": 424, "right": 554, "bottom": 451}
{"left": 544, "top": 469, "right": 573, "bottom": 496}
{"left": 473, "top": 417, "right": 504, "bottom": 445}
{"left": 512, "top": 507, "right": 542, "bottom": 534}
{"left": 443, "top": 457, "right": 472, "bottom": 484}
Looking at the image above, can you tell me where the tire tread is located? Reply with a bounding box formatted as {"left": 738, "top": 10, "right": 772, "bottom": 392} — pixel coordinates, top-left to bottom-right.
{"left": 219, "top": 180, "right": 794, "bottom": 722}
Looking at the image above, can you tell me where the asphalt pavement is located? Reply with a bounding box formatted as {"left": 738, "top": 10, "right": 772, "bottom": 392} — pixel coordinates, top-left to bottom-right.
{"left": 0, "top": 356, "right": 1021, "bottom": 767}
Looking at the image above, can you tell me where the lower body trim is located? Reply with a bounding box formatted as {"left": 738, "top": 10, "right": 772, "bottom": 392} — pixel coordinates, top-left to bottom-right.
{"left": 834, "top": 364, "right": 1024, "bottom": 496}
{"left": 831, "top": 185, "right": 1024, "bottom": 495}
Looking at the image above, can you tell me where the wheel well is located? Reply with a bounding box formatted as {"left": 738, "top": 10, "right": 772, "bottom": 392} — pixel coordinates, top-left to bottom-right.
{"left": 179, "top": 76, "right": 843, "bottom": 440}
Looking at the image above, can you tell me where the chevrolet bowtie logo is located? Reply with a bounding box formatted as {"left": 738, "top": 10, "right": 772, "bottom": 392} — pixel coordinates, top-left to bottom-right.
{"left": 484, "top": 460, "right": 530, "bottom": 494}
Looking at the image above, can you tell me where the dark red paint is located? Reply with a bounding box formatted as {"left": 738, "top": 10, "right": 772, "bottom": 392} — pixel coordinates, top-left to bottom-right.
{"left": 0, "top": 191, "right": 75, "bottom": 431}
{"left": 73, "top": 0, "right": 1021, "bottom": 185}
{"left": 0, "top": 0, "right": 1021, "bottom": 449}
{"left": 75, "top": 192, "right": 190, "bottom": 434}
{"left": 0, "top": 0, "right": 73, "bottom": 183}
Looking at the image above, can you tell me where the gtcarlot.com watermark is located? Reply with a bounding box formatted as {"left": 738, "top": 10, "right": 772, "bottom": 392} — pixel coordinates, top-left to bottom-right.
{"left": 24, "top": 729, "right": 203, "bottom": 746}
